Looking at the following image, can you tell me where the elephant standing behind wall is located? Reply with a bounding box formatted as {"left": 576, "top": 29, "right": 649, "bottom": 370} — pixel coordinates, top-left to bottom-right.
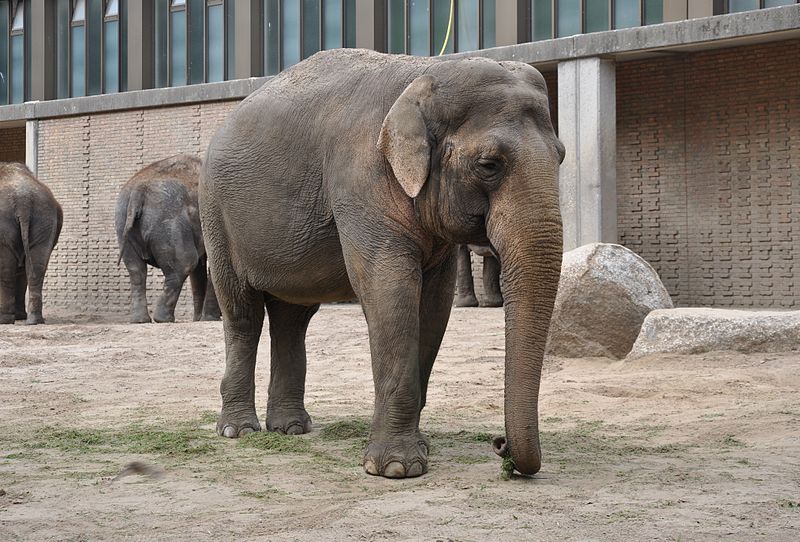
{"left": 115, "top": 154, "right": 220, "bottom": 323}
{"left": 0, "top": 163, "right": 63, "bottom": 325}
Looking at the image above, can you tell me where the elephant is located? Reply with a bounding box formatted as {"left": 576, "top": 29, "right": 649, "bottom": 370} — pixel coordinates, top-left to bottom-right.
{"left": 0, "top": 163, "right": 63, "bottom": 325}
{"left": 454, "top": 244, "right": 503, "bottom": 308}
{"left": 115, "top": 154, "right": 221, "bottom": 324}
{"left": 200, "top": 49, "right": 564, "bottom": 478}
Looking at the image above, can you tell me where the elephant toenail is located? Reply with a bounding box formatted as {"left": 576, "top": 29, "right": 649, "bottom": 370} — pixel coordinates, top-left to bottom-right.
{"left": 239, "top": 427, "right": 255, "bottom": 437}
{"left": 364, "top": 459, "right": 379, "bottom": 476}
{"left": 406, "top": 462, "right": 425, "bottom": 477}
{"left": 285, "top": 423, "right": 304, "bottom": 435}
{"left": 383, "top": 461, "right": 406, "bottom": 478}
{"left": 222, "top": 426, "right": 238, "bottom": 438}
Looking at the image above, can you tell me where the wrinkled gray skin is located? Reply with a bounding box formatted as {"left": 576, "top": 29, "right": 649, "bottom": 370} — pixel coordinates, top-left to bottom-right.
{"left": 0, "top": 163, "right": 62, "bottom": 325}
{"left": 115, "top": 155, "right": 221, "bottom": 324}
{"left": 454, "top": 244, "right": 503, "bottom": 308}
{"left": 201, "top": 49, "right": 564, "bottom": 478}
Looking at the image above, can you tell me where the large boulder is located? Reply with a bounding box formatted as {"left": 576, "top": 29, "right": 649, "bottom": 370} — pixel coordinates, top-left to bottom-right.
{"left": 546, "top": 243, "right": 673, "bottom": 359}
{"left": 628, "top": 308, "right": 800, "bottom": 358}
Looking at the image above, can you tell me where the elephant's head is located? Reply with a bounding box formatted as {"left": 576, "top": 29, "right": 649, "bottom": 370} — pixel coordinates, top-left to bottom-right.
{"left": 378, "top": 58, "right": 564, "bottom": 475}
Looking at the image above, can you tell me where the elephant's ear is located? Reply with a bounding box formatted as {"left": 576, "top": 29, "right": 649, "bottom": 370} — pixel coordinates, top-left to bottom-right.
{"left": 377, "top": 75, "right": 436, "bottom": 199}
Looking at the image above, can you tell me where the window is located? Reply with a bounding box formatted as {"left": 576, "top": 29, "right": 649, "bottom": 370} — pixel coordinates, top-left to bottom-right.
{"left": 3, "top": 0, "right": 25, "bottom": 104}
{"left": 206, "top": 0, "right": 224, "bottom": 82}
{"left": 386, "top": 0, "right": 496, "bottom": 56}
{"left": 103, "top": 0, "right": 119, "bottom": 93}
{"left": 71, "top": 0, "right": 86, "bottom": 97}
{"left": 728, "top": 0, "right": 759, "bottom": 11}
{"left": 170, "top": 0, "right": 187, "bottom": 86}
{"left": 535, "top": 1, "right": 664, "bottom": 39}
{"left": 264, "top": 0, "right": 356, "bottom": 76}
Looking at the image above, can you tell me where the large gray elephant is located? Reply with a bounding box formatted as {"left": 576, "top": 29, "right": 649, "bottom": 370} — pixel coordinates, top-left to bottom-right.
{"left": 201, "top": 49, "right": 564, "bottom": 478}
{"left": 115, "top": 154, "right": 220, "bottom": 323}
{"left": 0, "top": 163, "right": 63, "bottom": 325}
{"left": 454, "top": 244, "right": 503, "bottom": 308}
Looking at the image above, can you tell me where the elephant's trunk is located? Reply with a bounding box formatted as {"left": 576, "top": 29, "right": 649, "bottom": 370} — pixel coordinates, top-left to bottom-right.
{"left": 486, "top": 172, "right": 562, "bottom": 476}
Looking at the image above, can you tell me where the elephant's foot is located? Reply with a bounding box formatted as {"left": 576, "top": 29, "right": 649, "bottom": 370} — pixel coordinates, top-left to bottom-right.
{"left": 266, "top": 406, "right": 312, "bottom": 435}
{"left": 217, "top": 404, "right": 262, "bottom": 438}
{"left": 15, "top": 311, "right": 27, "bottom": 321}
{"left": 480, "top": 296, "right": 504, "bottom": 308}
{"left": 130, "top": 312, "right": 152, "bottom": 324}
{"left": 454, "top": 294, "right": 479, "bottom": 308}
{"left": 200, "top": 312, "right": 221, "bottom": 322}
{"left": 152, "top": 307, "right": 176, "bottom": 323}
{"left": 0, "top": 313, "right": 15, "bottom": 325}
{"left": 25, "top": 312, "right": 44, "bottom": 325}
{"left": 363, "top": 431, "right": 429, "bottom": 478}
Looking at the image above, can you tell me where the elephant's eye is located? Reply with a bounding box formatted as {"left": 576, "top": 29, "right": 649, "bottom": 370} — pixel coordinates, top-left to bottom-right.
{"left": 475, "top": 158, "right": 503, "bottom": 179}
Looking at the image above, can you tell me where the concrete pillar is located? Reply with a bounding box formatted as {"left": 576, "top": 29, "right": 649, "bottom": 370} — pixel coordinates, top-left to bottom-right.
{"left": 688, "top": 0, "right": 715, "bottom": 19}
{"left": 126, "top": 1, "right": 154, "bottom": 90}
{"left": 233, "top": 0, "right": 262, "bottom": 79}
{"left": 25, "top": 120, "right": 38, "bottom": 176}
{"left": 557, "top": 57, "right": 617, "bottom": 251}
{"left": 356, "top": 0, "right": 379, "bottom": 51}
{"left": 28, "top": 0, "right": 56, "bottom": 101}
{"left": 663, "top": 0, "right": 688, "bottom": 22}
{"left": 495, "top": 0, "right": 517, "bottom": 47}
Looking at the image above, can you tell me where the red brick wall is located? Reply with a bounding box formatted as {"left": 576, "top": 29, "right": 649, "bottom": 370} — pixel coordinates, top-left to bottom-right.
{"left": 0, "top": 126, "right": 25, "bottom": 163}
{"left": 616, "top": 40, "right": 800, "bottom": 308}
{"left": 37, "top": 101, "right": 237, "bottom": 318}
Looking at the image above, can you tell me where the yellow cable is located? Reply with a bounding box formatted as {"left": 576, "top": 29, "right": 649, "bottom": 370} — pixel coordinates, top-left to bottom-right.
{"left": 437, "top": 0, "right": 455, "bottom": 56}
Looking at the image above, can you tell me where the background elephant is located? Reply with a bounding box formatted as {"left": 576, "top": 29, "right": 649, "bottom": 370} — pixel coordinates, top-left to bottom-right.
{"left": 0, "top": 163, "right": 63, "bottom": 325}
{"left": 454, "top": 244, "right": 503, "bottom": 308}
{"left": 115, "top": 154, "right": 220, "bottom": 323}
{"left": 201, "top": 49, "right": 564, "bottom": 478}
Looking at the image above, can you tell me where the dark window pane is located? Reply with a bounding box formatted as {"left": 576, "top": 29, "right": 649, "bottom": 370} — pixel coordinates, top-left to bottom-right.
{"left": 0, "top": 0, "right": 9, "bottom": 105}
{"left": 614, "top": 0, "right": 640, "bottom": 28}
{"left": 71, "top": 25, "right": 86, "bottom": 97}
{"left": 532, "top": 0, "right": 552, "bottom": 41}
{"left": 303, "top": 0, "right": 320, "bottom": 59}
{"left": 207, "top": 3, "right": 224, "bottom": 82}
{"left": 433, "top": 0, "right": 452, "bottom": 55}
{"left": 323, "top": 0, "right": 342, "bottom": 50}
{"left": 728, "top": 0, "right": 759, "bottom": 11}
{"left": 457, "top": 0, "right": 478, "bottom": 52}
{"left": 120, "top": 0, "right": 127, "bottom": 90}
{"left": 408, "top": 0, "right": 429, "bottom": 56}
{"left": 585, "top": 0, "right": 609, "bottom": 33}
{"left": 282, "top": 0, "right": 301, "bottom": 68}
{"left": 483, "top": 0, "right": 496, "bottom": 48}
{"left": 345, "top": 0, "right": 355, "bottom": 47}
{"left": 764, "top": 0, "right": 795, "bottom": 6}
{"left": 187, "top": 0, "right": 203, "bottom": 84}
{"left": 103, "top": 20, "right": 119, "bottom": 92}
{"left": 644, "top": 0, "right": 662, "bottom": 24}
{"left": 170, "top": 9, "right": 187, "bottom": 86}
{"left": 264, "top": 0, "right": 280, "bottom": 75}
{"left": 87, "top": 0, "right": 103, "bottom": 95}
{"left": 155, "top": 0, "right": 169, "bottom": 87}
{"left": 557, "top": 0, "right": 580, "bottom": 37}
{"left": 388, "top": 0, "right": 404, "bottom": 53}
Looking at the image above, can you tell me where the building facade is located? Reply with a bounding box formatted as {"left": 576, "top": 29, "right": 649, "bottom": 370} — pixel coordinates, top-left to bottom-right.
{"left": 0, "top": 1, "right": 798, "bottom": 316}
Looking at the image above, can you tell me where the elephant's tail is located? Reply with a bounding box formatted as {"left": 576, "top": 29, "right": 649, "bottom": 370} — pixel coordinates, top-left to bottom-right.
{"left": 17, "top": 205, "right": 32, "bottom": 267}
{"left": 117, "top": 188, "right": 144, "bottom": 265}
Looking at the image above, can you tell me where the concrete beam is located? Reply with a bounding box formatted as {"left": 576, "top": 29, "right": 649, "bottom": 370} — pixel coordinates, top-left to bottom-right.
{"left": 126, "top": 1, "right": 154, "bottom": 90}
{"left": 233, "top": 0, "right": 262, "bottom": 79}
{"left": 25, "top": 119, "right": 38, "bottom": 175}
{"left": 28, "top": 0, "right": 56, "bottom": 101}
{"left": 558, "top": 58, "right": 616, "bottom": 251}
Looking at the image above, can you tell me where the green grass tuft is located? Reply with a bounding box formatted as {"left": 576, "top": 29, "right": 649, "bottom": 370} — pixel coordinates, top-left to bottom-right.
{"left": 238, "top": 431, "right": 311, "bottom": 454}
{"left": 319, "top": 419, "right": 370, "bottom": 441}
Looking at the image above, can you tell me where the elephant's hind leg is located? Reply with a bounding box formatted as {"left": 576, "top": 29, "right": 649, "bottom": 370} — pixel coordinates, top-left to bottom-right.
{"left": 188, "top": 259, "right": 208, "bottom": 321}
{"left": 481, "top": 256, "right": 503, "bottom": 307}
{"left": 264, "top": 298, "right": 319, "bottom": 435}
{"left": 0, "top": 249, "right": 17, "bottom": 324}
{"left": 153, "top": 266, "right": 188, "bottom": 323}
{"left": 217, "top": 287, "right": 265, "bottom": 438}
{"left": 122, "top": 251, "right": 151, "bottom": 323}
{"left": 14, "top": 266, "right": 27, "bottom": 321}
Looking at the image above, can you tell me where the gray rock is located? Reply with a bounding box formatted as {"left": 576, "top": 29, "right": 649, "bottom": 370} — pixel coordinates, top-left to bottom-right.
{"left": 546, "top": 243, "right": 673, "bottom": 359}
{"left": 628, "top": 308, "right": 800, "bottom": 358}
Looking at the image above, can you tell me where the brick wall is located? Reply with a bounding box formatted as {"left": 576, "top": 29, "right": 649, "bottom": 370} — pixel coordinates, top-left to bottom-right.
{"left": 37, "top": 101, "right": 237, "bottom": 319}
{"left": 0, "top": 126, "right": 25, "bottom": 163}
{"left": 616, "top": 40, "right": 800, "bottom": 308}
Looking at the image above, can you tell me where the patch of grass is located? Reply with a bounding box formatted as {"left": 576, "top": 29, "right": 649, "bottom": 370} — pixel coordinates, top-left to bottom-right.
{"left": 238, "top": 431, "right": 311, "bottom": 454}
{"left": 429, "top": 429, "right": 495, "bottom": 446}
{"left": 239, "top": 488, "right": 282, "bottom": 500}
{"left": 319, "top": 419, "right": 370, "bottom": 441}
{"left": 778, "top": 500, "right": 800, "bottom": 509}
{"left": 198, "top": 410, "right": 218, "bottom": 425}
{"left": 721, "top": 435, "right": 746, "bottom": 448}
{"left": 500, "top": 456, "right": 515, "bottom": 480}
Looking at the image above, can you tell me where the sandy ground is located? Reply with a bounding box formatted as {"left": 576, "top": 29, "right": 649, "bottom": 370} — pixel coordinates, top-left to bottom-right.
{"left": 0, "top": 304, "right": 798, "bottom": 541}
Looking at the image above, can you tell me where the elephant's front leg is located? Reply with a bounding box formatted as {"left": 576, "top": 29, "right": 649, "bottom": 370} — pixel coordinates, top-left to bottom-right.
{"left": 481, "top": 255, "right": 503, "bottom": 307}
{"left": 346, "top": 249, "right": 428, "bottom": 478}
{"left": 454, "top": 245, "right": 479, "bottom": 307}
{"left": 153, "top": 267, "right": 188, "bottom": 323}
{"left": 265, "top": 298, "right": 319, "bottom": 434}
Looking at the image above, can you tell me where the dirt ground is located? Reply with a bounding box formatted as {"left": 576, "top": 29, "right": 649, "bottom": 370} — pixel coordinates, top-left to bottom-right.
{"left": 1, "top": 305, "right": 798, "bottom": 541}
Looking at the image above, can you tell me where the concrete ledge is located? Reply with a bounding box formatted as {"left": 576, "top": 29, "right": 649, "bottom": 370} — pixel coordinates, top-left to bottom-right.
{"left": 628, "top": 308, "right": 800, "bottom": 358}
{"left": 451, "top": 4, "right": 800, "bottom": 64}
{"left": 0, "top": 76, "right": 270, "bottom": 124}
